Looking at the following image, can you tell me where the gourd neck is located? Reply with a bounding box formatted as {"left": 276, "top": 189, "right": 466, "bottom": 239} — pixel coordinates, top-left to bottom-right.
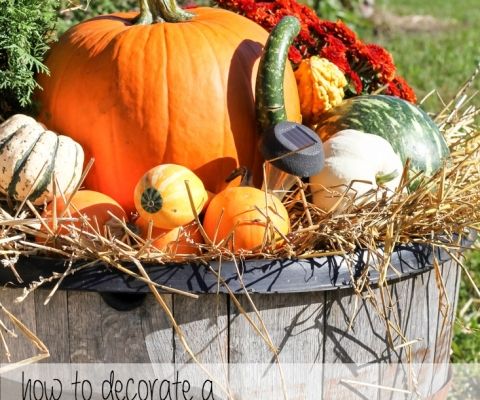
{"left": 135, "top": 0, "right": 194, "bottom": 24}
{"left": 226, "top": 167, "right": 254, "bottom": 187}
{"left": 376, "top": 170, "right": 399, "bottom": 186}
{"left": 255, "top": 16, "right": 300, "bottom": 133}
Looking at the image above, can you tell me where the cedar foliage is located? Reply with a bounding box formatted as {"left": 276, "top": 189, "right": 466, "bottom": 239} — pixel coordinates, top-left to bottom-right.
{"left": 0, "top": 0, "right": 59, "bottom": 118}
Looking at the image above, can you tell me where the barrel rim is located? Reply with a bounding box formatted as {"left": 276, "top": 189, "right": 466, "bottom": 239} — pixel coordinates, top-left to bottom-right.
{"left": 1, "top": 234, "right": 472, "bottom": 294}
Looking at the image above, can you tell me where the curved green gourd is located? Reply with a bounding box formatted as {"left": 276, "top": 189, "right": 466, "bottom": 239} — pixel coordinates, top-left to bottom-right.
{"left": 255, "top": 16, "right": 300, "bottom": 133}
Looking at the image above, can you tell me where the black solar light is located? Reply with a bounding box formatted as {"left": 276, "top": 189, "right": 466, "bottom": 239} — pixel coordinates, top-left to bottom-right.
{"left": 259, "top": 121, "right": 325, "bottom": 197}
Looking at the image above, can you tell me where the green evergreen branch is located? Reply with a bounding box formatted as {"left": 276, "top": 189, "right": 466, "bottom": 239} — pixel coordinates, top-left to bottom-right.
{"left": 0, "top": 0, "right": 59, "bottom": 115}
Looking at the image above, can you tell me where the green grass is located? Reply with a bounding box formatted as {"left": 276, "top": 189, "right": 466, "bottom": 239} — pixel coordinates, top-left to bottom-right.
{"left": 361, "top": 0, "right": 480, "bottom": 363}
{"left": 452, "top": 251, "right": 480, "bottom": 363}
{"left": 361, "top": 0, "right": 480, "bottom": 114}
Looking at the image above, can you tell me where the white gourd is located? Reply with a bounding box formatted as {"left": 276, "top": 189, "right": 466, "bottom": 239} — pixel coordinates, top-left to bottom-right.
{"left": 0, "top": 114, "right": 84, "bottom": 204}
{"left": 310, "top": 129, "right": 404, "bottom": 212}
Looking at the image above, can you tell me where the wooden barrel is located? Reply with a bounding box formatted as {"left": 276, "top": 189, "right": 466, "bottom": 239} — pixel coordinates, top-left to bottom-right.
{"left": 0, "top": 242, "right": 463, "bottom": 399}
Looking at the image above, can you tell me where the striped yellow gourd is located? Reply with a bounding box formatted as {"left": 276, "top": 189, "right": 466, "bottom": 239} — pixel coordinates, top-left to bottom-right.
{"left": 134, "top": 164, "right": 208, "bottom": 229}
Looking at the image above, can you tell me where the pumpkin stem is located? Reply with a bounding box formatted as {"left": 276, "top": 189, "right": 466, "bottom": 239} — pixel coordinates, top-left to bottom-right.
{"left": 135, "top": 0, "right": 194, "bottom": 24}
{"left": 255, "top": 16, "right": 300, "bottom": 133}
{"left": 226, "top": 167, "right": 254, "bottom": 187}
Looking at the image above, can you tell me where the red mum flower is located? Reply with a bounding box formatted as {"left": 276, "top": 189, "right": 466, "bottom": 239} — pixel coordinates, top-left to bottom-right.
{"left": 357, "top": 43, "right": 396, "bottom": 82}
{"left": 314, "top": 20, "right": 357, "bottom": 46}
{"left": 288, "top": 46, "right": 303, "bottom": 65}
{"left": 215, "top": 0, "right": 416, "bottom": 102}
{"left": 319, "top": 36, "right": 363, "bottom": 94}
{"left": 319, "top": 36, "right": 348, "bottom": 71}
{"left": 385, "top": 76, "right": 417, "bottom": 103}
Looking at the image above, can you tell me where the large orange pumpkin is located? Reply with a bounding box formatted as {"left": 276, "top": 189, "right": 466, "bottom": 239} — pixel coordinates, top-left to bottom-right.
{"left": 35, "top": 0, "right": 301, "bottom": 213}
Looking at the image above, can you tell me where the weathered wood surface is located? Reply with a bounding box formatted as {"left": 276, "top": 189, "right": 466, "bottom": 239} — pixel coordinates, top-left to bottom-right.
{"left": 229, "top": 292, "right": 325, "bottom": 399}
{"left": 173, "top": 294, "right": 229, "bottom": 365}
{"left": 0, "top": 290, "right": 173, "bottom": 364}
{"left": 0, "top": 258, "right": 460, "bottom": 399}
{"left": 0, "top": 288, "right": 37, "bottom": 364}
{"left": 378, "top": 269, "right": 440, "bottom": 400}
{"left": 323, "top": 287, "right": 384, "bottom": 399}
{"left": 432, "top": 260, "right": 461, "bottom": 393}
{"left": 34, "top": 290, "right": 70, "bottom": 363}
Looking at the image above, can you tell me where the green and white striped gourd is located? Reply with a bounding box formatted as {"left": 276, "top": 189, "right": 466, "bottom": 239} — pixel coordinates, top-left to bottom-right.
{"left": 315, "top": 95, "right": 449, "bottom": 187}
{"left": 0, "top": 114, "right": 84, "bottom": 204}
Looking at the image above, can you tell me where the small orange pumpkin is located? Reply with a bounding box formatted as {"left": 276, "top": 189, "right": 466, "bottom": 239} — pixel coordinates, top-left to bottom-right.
{"left": 135, "top": 217, "right": 203, "bottom": 257}
{"left": 203, "top": 168, "right": 290, "bottom": 252}
{"left": 39, "top": 190, "right": 126, "bottom": 238}
{"left": 134, "top": 164, "right": 208, "bottom": 230}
